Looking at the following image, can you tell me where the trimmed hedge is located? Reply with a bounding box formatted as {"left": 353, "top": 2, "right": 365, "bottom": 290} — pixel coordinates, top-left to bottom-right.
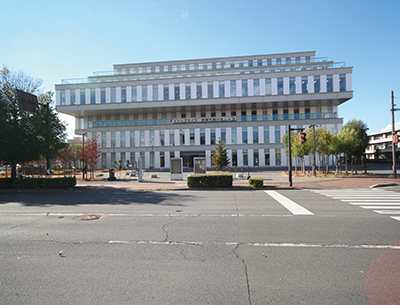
{"left": 187, "top": 174, "right": 233, "bottom": 188}
{"left": 0, "top": 177, "right": 76, "bottom": 189}
{"left": 0, "top": 178, "right": 13, "bottom": 189}
{"left": 248, "top": 177, "right": 264, "bottom": 188}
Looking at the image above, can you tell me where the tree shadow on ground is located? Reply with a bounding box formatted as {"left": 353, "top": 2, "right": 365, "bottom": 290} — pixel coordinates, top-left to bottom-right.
{"left": 0, "top": 190, "right": 192, "bottom": 207}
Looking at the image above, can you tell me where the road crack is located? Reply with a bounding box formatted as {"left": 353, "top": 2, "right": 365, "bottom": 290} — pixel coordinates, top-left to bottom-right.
{"left": 232, "top": 243, "right": 252, "bottom": 305}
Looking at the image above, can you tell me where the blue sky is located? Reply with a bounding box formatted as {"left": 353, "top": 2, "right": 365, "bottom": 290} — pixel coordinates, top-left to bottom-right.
{"left": 1, "top": 0, "right": 400, "bottom": 137}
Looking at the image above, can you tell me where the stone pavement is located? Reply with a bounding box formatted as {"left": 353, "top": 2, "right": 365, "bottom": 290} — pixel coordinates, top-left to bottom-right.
{"left": 76, "top": 171, "right": 400, "bottom": 191}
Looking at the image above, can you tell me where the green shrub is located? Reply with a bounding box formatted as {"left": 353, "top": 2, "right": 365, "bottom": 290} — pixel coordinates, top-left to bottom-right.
{"left": 13, "top": 178, "right": 44, "bottom": 189}
{"left": 187, "top": 174, "right": 233, "bottom": 188}
{"left": 43, "top": 177, "right": 76, "bottom": 188}
{"left": 248, "top": 177, "right": 263, "bottom": 188}
{"left": 12, "top": 177, "right": 76, "bottom": 189}
{"left": 0, "top": 178, "right": 13, "bottom": 189}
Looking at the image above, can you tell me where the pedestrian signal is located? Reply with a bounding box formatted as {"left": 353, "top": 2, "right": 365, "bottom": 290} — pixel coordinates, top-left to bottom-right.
{"left": 300, "top": 132, "right": 307, "bottom": 144}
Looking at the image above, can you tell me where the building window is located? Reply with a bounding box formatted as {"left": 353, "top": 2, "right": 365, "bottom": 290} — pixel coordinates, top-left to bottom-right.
{"left": 314, "top": 76, "right": 320, "bottom": 93}
{"left": 70, "top": 90, "right": 75, "bottom": 105}
{"left": 179, "top": 129, "right": 185, "bottom": 146}
{"left": 196, "top": 83, "right": 202, "bottom": 99}
{"left": 275, "top": 148, "right": 281, "bottom": 165}
{"left": 153, "top": 85, "right": 158, "bottom": 101}
{"left": 120, "top": 131, "right": 126, "bottom": 148}
{"left": 142, "top": 86, "right": 148, "bottom": 101}
{"left": 90, "top": 88, "right": 95, "bottom": 104}
{"left": 149, "top": 130, "right": 155, "bottom": 146}
{"left": 253, "top": 127, "right": 258, "bottom": 143}
{"left": 273, "top": 110, "right": 278, "bottom": 120}
{"left": 159, "top": 130, "right": 164, "bottom": 146}
{"left": 275, "top": 126, "right": 281, "bottom": 143}
{"left": 111, "top": 88, "right": 116, "bottom": 103}
{"left": 242, "top": 127, "right": 248, "bottom": 144}
{"left": 242, "top": 80, "right": 248, "bottom": 97}
{"left": 327, "top": 75, "right": 333, "bottom": 92}
{"left": 140, "top": 130, "right": 145, "bottom": 147}
{"left": 264, "top": 126, "right": 269, "bottom": 143}
{"left": 277, "top": 78, "right": 283, "bottom": 95}
{"left": 265, "top": 78, "right": 272, "bottom": 95}
{"left": 80, "top": 89, "right": 85, "bottom": 105}
{"left": 265, "top": 149, "right": 270, "bottom": 165}
{"left": 252, "top": 110, "right": 257, "bottom": 121}
{"left": 208, "top": 82, "right": 213, "bottom": 98}
{"left": 241, "top": 110, "right": 247, "bottom": 122}
{"left": 190, "top": 129, "right": 195, "bottom": 145}
{"left": 121, "top": 87, "right": 126, "bottom": 103}
{"left": 302, "top": 76, "right": 308, "bottom": 93}
{"left": 221, "top": 128, "right": 226, "bottom": 143}
{"left": 163, "top": 85, "right": 169, "bottom": 100}
{"left": 185, "top": 84, "right": 191, "bottom": 99}
{"left": 254, "top": 79, "right": 260, "bottom": 95}
{"left": 211, "top": 128, "right": 216, "bottom": 145}
{"left": 174, "top": 84, "right": 180, "bottom": 100}
{"left": 232, "top": 150, "right": 237, "bottom": 166}
{"left": 243, "top": 149, "right": 248, "bottom": 166}
{"left": 231, "top": 127, "right": 237, "bottom": 144}
{"left": 160, "top": 151, "right": 165, "bottom": 168}
{"left": 253, "top": 150, "right": 259, "bottom": 166}
{"left": 289, "top": 77, "right": 296, "bottom": 94}
{"left": 200, "top": 128, "right": 205, "bottom": 145}
{"left": 339, "top": 74, "right": 346, "bottom": 91}
{"left": 230, "top": 80, "right": 236, "bottom": 97}
{"left": 169, "top": 131, "right": 175, "bottom": 146}
{"left": 101, "top": 132, "right": 106, "bottom": 148}
{"left": 60, "top": 90, "right": 66, "bottom": 105}
{"left": 294, "top": 108, "right": 300, "bottom": 119}
{"left": 219, "top": 81, "right": 225, "bottom": 97}
{"left": 101, "top": 153, "right": 106, "bottom": 168}
{"left": 132, "top": 86, "right": 137, "bottom": 102}
{"left": 284, "top": 109, "right": 289, "bottom": 120}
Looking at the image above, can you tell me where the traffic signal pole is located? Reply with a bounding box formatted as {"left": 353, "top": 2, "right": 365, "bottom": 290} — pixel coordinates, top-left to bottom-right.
{"left": 287, "top": 125, "right": 305, "bottom": 187}
{"left": 391, "top": 91, "right": 397, "bottom": 178}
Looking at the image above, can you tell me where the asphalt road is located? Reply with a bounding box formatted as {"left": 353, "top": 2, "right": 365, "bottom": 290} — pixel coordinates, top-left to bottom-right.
{"left": 1, "top": 189, "right": 399, "bottom": 304}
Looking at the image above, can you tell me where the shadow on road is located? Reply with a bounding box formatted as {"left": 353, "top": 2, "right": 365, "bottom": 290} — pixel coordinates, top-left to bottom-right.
{"left": 0, "top": 191, "right": 192, "bottom": 207}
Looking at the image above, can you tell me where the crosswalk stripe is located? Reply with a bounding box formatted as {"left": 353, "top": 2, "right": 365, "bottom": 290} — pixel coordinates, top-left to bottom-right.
{"left": 312, "top": 189, "right": 400, "bottom": 221}
{"left": 265, "top": 191, "right": 314, "bottom": 215}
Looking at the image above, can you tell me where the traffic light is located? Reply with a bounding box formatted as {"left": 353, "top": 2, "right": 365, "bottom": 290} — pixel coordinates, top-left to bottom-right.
{"left": 300, "top": 132, "right": 306, "bottom": 144}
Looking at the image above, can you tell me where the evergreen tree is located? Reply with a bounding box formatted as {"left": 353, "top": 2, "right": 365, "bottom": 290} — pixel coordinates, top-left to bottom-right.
{"left": 211, "top": 138, "right": 230, "bottom": 170}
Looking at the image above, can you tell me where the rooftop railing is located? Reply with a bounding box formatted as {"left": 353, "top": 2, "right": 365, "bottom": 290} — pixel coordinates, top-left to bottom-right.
{"left": 61, "top": 59, "right": 347, "bottom": 85}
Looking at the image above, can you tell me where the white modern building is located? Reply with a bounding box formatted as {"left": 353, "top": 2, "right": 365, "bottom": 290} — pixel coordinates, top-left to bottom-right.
{"left": 55, "top": 51, "right": 353, "bottom": 170}
{"left": 365, "top": 126, "right": 400, "bottom": 160}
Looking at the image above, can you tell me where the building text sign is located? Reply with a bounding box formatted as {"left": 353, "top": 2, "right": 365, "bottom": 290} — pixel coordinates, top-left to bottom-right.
{"left": 170, "top": 117, "right": 236, "bottom": 124}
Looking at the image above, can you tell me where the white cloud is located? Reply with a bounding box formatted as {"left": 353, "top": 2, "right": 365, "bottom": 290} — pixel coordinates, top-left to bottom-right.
{"left": 181, "top": 10, "right": 189, "bottom": 18}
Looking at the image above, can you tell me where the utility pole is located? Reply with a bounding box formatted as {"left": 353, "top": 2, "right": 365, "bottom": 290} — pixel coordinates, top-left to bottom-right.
{"left": 391, "top": 91, "right": 397, "bottom": 178}
{"left": 288, "top": 125, "right": 292, "bottom": 187}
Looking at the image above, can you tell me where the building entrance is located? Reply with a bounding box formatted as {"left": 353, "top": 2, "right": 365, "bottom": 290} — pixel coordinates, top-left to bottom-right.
{"left": 180, "top": 151, "right": 205, "bottom": 168}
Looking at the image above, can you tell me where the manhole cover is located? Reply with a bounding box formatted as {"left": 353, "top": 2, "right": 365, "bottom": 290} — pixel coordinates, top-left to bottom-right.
{"left": 78, "top": 213, "right": 105, "bottom": 220}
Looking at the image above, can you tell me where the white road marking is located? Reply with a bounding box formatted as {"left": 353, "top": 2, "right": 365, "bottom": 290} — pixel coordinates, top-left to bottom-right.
{"left": 109, "top": 240, "right": 400, "bottom": 250}
{"left": 313, "top": 189, "right": 400, "bottom": 221}
{"left": 374, "top": 210, "right": 400, "bottom": 214}
{"left": 264, "top": 191, "right": 313, "bottom": 215}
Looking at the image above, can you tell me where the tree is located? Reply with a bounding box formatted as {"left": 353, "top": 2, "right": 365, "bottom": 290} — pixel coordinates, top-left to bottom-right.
{"left": 0, "top": 66, "right": 67, "bottom": 180}
{"left": 211, "top": 138, "right": 230, "bottom": 170}
{"left": 283, "top": 131, "right": 312, "bottom": 173}
{"left": 76, "top": 134, "right": 102, "bottom": 179}
{"left": 315, "top": 128, "right": 332, "bottom": 173}
{"left": 342, "top": 119, "right": 369, "bottom": 174}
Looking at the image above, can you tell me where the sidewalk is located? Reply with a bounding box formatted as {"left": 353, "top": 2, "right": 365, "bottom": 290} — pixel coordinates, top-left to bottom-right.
{"left": 76, "top": 171, "right": 400, "bottom": 191}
